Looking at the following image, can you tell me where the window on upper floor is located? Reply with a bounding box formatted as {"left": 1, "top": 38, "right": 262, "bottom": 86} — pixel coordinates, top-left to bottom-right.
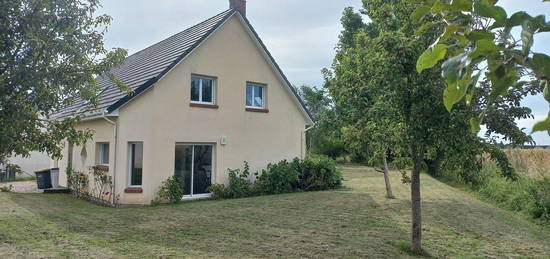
{"left": 246, "top": 83, "right": 265, "bottom": 109}
{"left": 191, "top": 76, "right": 216, "bottom": 104}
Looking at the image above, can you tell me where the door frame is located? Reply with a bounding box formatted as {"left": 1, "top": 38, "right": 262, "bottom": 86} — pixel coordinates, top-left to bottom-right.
{"left": 174, "top": 142, "right": 216, "bottom": 199}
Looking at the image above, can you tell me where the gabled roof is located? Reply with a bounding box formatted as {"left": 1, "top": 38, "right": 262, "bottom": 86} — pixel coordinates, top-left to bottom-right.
{"left": 55, "top": 9, "right": 313, "bottom": 124}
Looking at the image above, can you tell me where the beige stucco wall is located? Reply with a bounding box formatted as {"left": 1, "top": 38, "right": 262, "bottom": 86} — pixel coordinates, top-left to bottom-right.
{"left": 56, "top": 119, "right": 117, "bottom": 194}
{"left": 58, "top": 15, "right": 309, "bottom": 205}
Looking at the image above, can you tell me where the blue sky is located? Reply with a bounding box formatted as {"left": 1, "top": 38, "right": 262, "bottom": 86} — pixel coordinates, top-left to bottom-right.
{"left": 98, "top": 0, "right": 550, "bottom": 144}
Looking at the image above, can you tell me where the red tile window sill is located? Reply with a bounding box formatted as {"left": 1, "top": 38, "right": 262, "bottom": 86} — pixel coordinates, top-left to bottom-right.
{"left": 245, "top": 107, "right": 269, "bottom": 113}
{"left": 124, "top": 187, "right": 143, "bottom": 193}
{"left": 190, "top": 103, "right": 219, "bottom": 109}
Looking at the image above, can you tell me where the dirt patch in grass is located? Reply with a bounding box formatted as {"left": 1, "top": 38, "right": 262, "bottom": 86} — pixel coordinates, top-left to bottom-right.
{"left": 1, "top": 166, "right": 549, "bottom": 258}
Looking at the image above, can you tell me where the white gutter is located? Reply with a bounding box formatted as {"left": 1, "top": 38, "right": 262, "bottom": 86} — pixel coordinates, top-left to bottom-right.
{"left": 301, "top": 124, "right": 316, "bottom": 159}
{"left": 101, "top": 111, "right": 118, "bottom": 205}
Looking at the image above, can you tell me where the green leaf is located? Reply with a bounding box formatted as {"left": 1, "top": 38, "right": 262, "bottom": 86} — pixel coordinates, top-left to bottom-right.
{"left": 532, "top": 53, "right": 550, "bottom": 77}
{"left": 470, "top": 117, "right": 481, "bottom": 134}
{"left": 488, "top": 64, "right": 517, "bottom": 98}
{"left": 450, "top": 0, "right": 472, "bottom": 11}
{"left": 521, "top": 20, "right": 534, "bottom": 54}
{"left": 469, "top": 39, "right": 500, "bottom": 58}
{"left": 440, "top": 25, "right": 461, "bottom": 42}
{"left": 532, "top": 114, "right": 550, "bottom": 134}
{"left": 507, "top": 11, "right": 531, "bottom": 27}
{"left": 466, "top": 30, "right": 494, "bottom": 41}
{"left": 465, "top": 93, "right": 473, "bottom": 105}
{"left": 442, "top": 52, "right": 472, "bottom": 84}
{"left": 431, "top": 2, "right": 451, "bottom": 13}
{"left": 443, "top": 78, "right": 469, "bottom": 111}
{"left": 416, "top": 44, "right": 447, "bottom": 73}
{"left": 473, "top": 0, "right": 507, "bottom": 24}
{"left": 543, "top": 81, "right": 550, "bottom": 102}
{"left": 412, "top": 5, "right": 431, "bottom": 23}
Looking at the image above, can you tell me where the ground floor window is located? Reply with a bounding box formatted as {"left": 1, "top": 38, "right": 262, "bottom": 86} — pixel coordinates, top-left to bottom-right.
{"left": 129, "top": 142, "right": 143, "bottom": 187}
{"left": 174, "top": 144, "right": 213, "bottom": 196}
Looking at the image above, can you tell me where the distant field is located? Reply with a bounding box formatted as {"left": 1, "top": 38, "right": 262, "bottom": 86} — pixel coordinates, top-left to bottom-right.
{"left": 504, "top": 149, "right": 550, "bottom": 178}
{"left": 1, "top": 166, "right": 549, "bottom": 258}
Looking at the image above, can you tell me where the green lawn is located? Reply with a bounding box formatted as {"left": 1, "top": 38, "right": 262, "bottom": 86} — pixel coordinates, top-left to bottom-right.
{"left": 1, "top": 166, "right": 549, "bottom": 258}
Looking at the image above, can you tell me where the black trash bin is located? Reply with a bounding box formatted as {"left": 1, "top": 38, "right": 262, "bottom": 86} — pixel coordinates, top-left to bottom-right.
{"left": 35, "top": 169, "right": 52, "bottom": 189}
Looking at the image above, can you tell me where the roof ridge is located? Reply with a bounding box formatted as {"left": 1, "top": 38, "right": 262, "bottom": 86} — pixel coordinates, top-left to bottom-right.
{"left": 122, "top": 9, "right": 234, "bottom": 63}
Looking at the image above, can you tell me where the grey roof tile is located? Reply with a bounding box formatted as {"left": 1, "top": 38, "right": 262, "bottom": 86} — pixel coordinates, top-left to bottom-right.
{"left": 54, "top": 8, "right": 313, "bottom": 122}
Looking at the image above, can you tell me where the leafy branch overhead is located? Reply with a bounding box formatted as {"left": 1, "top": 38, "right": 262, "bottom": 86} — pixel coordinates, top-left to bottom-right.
{"left": 0, "top": 0, "right": 127, "bottom": 160}
{"left": 413, "top": 0, "right": 550, "bottom": 134}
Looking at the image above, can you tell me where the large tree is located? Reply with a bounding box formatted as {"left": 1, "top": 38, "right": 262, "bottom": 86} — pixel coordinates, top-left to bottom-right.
{"left": 326, "top": 0, "right": 468, "bottom": 253}
{"left": 0, "top": 0, "right": 126, "bottom": 162}
{"left": 326, "top": 0, "right": 538, "bottom": 253}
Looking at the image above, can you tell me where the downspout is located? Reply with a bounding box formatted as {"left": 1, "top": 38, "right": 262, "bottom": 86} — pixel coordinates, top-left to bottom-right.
{"left": 301, "top": 124, "right": 316, "bottom": 159}
{"left": 101, "top": 110, "right": 118, "bottom": 205}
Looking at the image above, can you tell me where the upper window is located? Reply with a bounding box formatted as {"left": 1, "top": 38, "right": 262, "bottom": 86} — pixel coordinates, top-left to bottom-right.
{"left": 246, "top": 84, "right": 265, "bottom": 108}
{"left": 129, "top": 142, "right": 143, "bottom": 187}
{"left": 98, "top": 143, "right": 109, "bottom": 165}
{"left": 191, "top": 76, "right": 215, "bottom": 104}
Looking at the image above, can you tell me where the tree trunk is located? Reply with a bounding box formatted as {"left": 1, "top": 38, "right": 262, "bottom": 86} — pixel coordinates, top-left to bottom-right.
{"left": 382, "top": 153, "right": 395, "bottom": 199}
{"left": 411, "top": 150, "right": 423, "bottom": 255}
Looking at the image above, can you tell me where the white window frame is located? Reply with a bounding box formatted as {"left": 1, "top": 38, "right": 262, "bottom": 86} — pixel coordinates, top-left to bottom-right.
{"left": 98, "top": 143, "right": 109, "bottom": 166}
{"left": 128, "top": 142, "right": 143, "bottom": 188}
{"left": 190, "top": 75, "right": 216, "bottom": 105}
{"left": 246, "top": 83, "right": 266, "bottom": 109}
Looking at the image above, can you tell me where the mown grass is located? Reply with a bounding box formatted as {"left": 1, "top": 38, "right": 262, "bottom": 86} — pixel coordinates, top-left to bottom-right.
{"left": 1, "top": 166, "right": 549, "bottom": 258}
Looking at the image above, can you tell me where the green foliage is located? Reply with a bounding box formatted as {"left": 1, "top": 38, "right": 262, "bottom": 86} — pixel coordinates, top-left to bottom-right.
{"left": 0, "top": 185, "right": 13, "bottom": 192}
{"left": 0, "top": 0, "right": 127, "bottom": 160}
{"left": 297, "top": 85, "right": 346, "bottom": 159}
{"left": 293, "top": 155, "right": 343, "bottom": 191}
{"left": 207, "top": 162, "right": 254, "bottom": 199}
{"left": 208, "top": 157, "right": 342, "bottom": 199}
{"left": 412, "top": 0, "right": 550, "bottom": 133}
{"left": 256, "top": 160, "right": 300, "bottom": 195}
{"left": 157, "top": 176, "right": 185, "bottom": 204}
{"left": 417, "top": 44, "right": 447, "bottom": 73}
{"left": 67, "top": 168, "right": 89, "bottom": 199}
{"left": 476, "top": 164, "right": 550, "bottom": 222}
{"left": 5, "top": 164, "right": 23, "bottom": 176}
{"left": 90, "top": 166, "right": 117, "bottom": 205}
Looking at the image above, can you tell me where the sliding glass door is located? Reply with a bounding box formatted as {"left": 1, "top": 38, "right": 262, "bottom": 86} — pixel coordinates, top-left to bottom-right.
{"left": 174, "top": 144, "right": 213, "bottom": 197}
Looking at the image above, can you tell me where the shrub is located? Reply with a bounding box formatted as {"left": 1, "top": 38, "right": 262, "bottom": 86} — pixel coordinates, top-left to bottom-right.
{"left": 208, "top": 162, "right": 254, "bottom": 199}
{"left": 293, "top": 155, "right": 342, "bottom": 191}
{"left": 157, "top": 176, "right": 185, "bottom": 204}
{"left": 526, "top": 177, "right": 550, "bottom": 221}
{"left": 209, "top": 156, "right": 342, "bottom": 199}
{"left": 67, "top": 168, "right": 89, "bottom": 198}
{"left": 208, "top": 184, "right": 231, "bottom": 200}
{"left": 475, "top": 163, "right": 550, "bottom": 223}
{"left": 0, "top": 184, "right": 13, "bottom": 192}
{"left": 256, "top": 160, "right": 299, "bottom": 195}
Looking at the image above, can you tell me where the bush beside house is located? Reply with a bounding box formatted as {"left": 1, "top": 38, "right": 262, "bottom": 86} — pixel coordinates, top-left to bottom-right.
{"left": 208, "top": 155, "right": 342, "bottom": 199}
